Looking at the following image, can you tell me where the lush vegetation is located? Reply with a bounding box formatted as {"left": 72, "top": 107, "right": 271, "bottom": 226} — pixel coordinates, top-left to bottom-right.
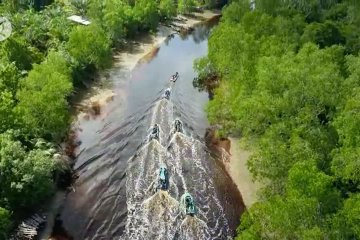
{"left": 195, "top": 0, "right": 360, "bottom": 238}
{"left": 0, "top": 0, "right": 221, "bottom": 238}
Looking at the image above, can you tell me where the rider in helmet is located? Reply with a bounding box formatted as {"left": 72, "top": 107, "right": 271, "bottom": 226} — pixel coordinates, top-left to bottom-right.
{"left": 171, "top": 72, "right": 179, "bottom": 82}
{"left": 149, "top": 124, "right": 159, "bottom": 141}
{"left": 157, "top": 165, "right": 169, "bottom": 191}
{"left": 164, "top": 88, "right": 171, "bottom": 99}
{"left": 174, "top": 119, "right": 183, "bottom": 133}
{"left": 180, "top": 192, "right": 196, "bottom": 216}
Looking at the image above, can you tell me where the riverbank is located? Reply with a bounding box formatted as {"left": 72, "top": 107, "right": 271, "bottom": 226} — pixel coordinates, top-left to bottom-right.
{"left": 228, "top": 138, "right": 261, "bottom": 208}
{"left": 70, "top": 30, "right": 170, "bottom": 127}
{"left": 205, "top": 129, "right": 260, "bottom": 208}
{"left": 172, "top": 10, "right": 221, "bottom": 31}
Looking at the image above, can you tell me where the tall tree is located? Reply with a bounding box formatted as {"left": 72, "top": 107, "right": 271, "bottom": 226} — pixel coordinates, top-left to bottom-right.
{"left": 16, "top": 51, "right": 73, "bottom": 140}
{"left": 67, "top": 24, "right": 111, "bottom": 69}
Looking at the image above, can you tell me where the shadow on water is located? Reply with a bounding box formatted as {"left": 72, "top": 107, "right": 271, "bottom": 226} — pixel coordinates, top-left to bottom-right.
{"left": 56, "top": 18, "right": 245, "bottom": 240}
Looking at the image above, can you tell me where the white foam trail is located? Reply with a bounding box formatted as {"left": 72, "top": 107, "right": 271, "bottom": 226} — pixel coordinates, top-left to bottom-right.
{"left": 127, "top": 190, "right": 180, "bottom": 239}
{"left": 170, "top": 135, "right": 188, "bottom": 193}
{"left": 177, "top": 216, "right": 211, "bottom": 240}
{"left": 168, "top": 134, "right": 230, "bottom": 238}
{"left": 150, "top": 101, "right": 161, "bottom": 127}
{"left": 124, "top": 97, "right": 231, "bottom": 239}
{"left": 149, "top": 99, "right": 174, "bottom": 146}
{"left": 125, "top": 141, "right": 168, "bottom": 239}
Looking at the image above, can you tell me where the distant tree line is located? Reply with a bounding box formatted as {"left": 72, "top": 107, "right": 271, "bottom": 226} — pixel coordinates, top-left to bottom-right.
{"left": 195, "top": 0, "right": 360, "bottom": 238}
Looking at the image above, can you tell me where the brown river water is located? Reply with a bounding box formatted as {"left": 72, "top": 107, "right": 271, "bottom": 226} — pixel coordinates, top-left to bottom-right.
{"left": 58, "top": 19, "right": 244, "bottom": 240}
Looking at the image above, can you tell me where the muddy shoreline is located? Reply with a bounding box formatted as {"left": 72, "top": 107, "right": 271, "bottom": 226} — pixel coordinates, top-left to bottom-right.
{"left": 205, "top": 128, "right": 260, "bottom": 208}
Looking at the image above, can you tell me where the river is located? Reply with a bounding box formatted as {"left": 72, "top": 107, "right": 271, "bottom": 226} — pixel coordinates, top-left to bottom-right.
{"left": 58, "top": 18, "right": 244, "bottom": 240}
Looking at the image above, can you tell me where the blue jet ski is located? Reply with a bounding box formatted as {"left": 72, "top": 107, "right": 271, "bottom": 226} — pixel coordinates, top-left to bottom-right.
{"left": 180, "top": 192, "right": 196, "bottom": 216}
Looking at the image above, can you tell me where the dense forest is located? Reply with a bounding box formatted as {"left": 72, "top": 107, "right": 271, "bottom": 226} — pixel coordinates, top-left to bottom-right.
{"left": 0, "top": 0, "right": 225, "bottom": 238}
{"left": 195, "top": 0, "right": 360, "bottom": 239}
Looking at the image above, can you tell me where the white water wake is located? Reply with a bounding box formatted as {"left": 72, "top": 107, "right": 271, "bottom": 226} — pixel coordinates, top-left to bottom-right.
{"left": 124, "top": 97, "right": 230, "bottom": 239}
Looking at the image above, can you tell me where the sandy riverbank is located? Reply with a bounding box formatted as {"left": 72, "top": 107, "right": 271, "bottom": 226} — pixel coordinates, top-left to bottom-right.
{"left": 228, "top": 138, "right": 261, "bottom": 208}
{"left": 205, "top": 129, "right": 261, "bottom": 208}
{"left": 174, "top": 10, "right": 221, "bottom": 30}
{"left": 72, "top": 29, "right": 170, "bottom": 121}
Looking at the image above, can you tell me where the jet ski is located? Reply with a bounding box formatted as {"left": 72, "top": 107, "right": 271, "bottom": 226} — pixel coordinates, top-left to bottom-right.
{"left": 174, "top": 119, "right": 183, "bottom": 133}
{"left": 149, "top": 124, "right": 160, "bottom": 141}
{"left": 170, "top": 72, "right": 179, "bottom": 82}
{"left": 156, "top": 164, "right": 169, "bottom": 191}
{"left": 164, "top": 88, "right": 171, "bottom": 99}
{"left": 180, "top": 192, "right": 196, "bottom": 216}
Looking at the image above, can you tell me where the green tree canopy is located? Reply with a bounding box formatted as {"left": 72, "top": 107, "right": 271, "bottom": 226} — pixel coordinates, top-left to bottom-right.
{"left": 0, "top": 58, "right": 20, "bottom": 95}
{"left": 331, "top": 91, "right": 360, "bottom": 185}
{"left": 0, "top": 207, "right": 11, "bottom": 240}
{"left": 178, "top": 0, "right": 196, "bottom": 14}
{"left": 0, "top": 132, "right": 56, "bottom": 210}
{"left": 0, "top": 91, "right": 16, "bottom": 134}
{"left": 159, "top": 0, "right": 177, "bottom": 20}
{"left": 16, "top": 51, "right": 73, "bottom": 141}
{"left": 67, "top": 24, "right": 111, "bottom": 69}
{"left": 102, "top": 0, "right": 130, "bottom": 41}
{"left": 0, "top": 36, "right": 42, "bottom": 71}
{"left": 331, "top": 194, "right": 360, "bottom": 239}
{"left": 196, "top": 1, "right": 360, "bottom": 238}
{"left": 133, "top": 0, "right": 159, "bottom": 31}
{"left": 237, "top": 196, "right": 325, "bottom": 240}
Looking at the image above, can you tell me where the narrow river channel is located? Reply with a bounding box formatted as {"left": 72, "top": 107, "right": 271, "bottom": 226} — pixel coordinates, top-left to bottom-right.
{"left": 59, "top": 19, "right": 244, "bottom": 240}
